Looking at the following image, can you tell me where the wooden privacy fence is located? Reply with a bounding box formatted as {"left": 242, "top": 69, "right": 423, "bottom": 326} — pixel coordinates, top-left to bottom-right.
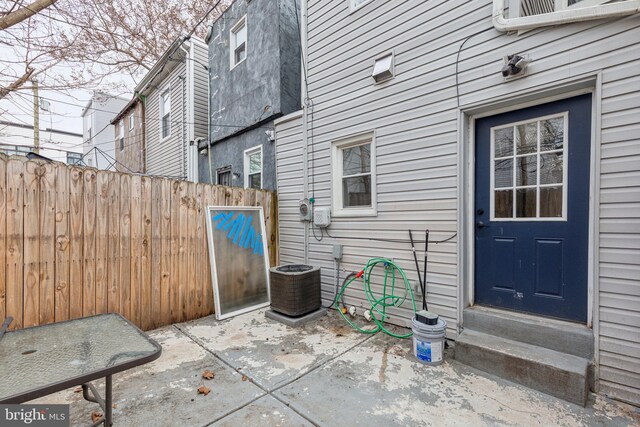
{"left": 0, "top": 154, "right": 278, "bottom": 331}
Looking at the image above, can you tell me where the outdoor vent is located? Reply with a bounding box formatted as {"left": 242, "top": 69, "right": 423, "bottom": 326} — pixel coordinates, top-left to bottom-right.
{"left": 269, "top": 265, "right": 321, "bottom": 317}
{"left": 372, "top": 53, "right": 394, "bottom": 83}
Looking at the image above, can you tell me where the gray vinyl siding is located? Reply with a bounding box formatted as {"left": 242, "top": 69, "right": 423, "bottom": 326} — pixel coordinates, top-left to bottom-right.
{"left": 146, "top": 62, "right": 187, "bottom": 179}
{"left": 276, "top": 0, "right": 640, "bottom": 404}
{"left": 193, "top": 41, "right": 209, "bottom": 142}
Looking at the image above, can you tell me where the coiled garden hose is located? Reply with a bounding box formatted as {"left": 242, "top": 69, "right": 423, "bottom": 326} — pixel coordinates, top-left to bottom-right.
{"left": 334, "top": 257, "right": 416, "bottom": 339}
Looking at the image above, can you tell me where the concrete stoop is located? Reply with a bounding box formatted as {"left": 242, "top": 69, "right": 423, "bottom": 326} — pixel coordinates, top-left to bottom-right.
{"left": 455, "top": 306, "right": 594, "bottom": 406}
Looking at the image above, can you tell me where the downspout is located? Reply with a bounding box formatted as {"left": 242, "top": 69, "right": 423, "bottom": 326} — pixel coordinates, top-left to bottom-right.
{"left": 207, "top": 66, "right": 213, "bottom": 184}
{"left": 301, "top": 0, "right": 309, "bottom": 264}
{"left": 493, "top": 0, "right": 640, "bottom": 32}
{"left": 180, "top": 44, "right": 191, "bottom": 181}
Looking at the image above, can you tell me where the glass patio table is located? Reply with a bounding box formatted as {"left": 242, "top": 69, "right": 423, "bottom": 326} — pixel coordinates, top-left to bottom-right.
{"left": 0, "top": 313, "right": 162, "bottom": 426}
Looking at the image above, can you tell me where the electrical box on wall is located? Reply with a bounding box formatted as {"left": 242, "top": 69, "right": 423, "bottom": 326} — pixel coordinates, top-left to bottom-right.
{"left": 299, "top": 199, "right": 313, "bottom": 221}
{"left": 314, "top": 207, "right": 331, "bottom": 228}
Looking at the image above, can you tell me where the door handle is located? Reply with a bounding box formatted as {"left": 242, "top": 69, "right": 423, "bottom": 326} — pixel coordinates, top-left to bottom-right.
{"left": 476, "top": 221, "right": 488, "bottom": 229}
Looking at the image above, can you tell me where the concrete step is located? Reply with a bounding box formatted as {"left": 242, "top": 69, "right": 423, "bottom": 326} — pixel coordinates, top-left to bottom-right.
{"left": 463, "top": 306, "right": 593, "bottom": 359}
{"left": 455, "top": 329, "right": 590, "bottom": 406}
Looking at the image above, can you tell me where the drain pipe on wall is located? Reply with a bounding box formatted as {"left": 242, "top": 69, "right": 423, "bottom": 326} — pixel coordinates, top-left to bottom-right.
{"left": 301, "top": 0, "right": 310, "bottom": 265}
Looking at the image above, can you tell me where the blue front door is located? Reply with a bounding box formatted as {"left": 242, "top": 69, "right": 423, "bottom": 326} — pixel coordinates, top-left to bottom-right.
{"left": 474, "top": 94, "right": 591, "bottom": 322}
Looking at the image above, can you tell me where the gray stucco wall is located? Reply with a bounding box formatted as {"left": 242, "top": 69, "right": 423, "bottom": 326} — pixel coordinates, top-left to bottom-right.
{"left": 200, "top": 0, "right": 300, "bottom": 189}
{"left": 199, "top": 124, "right": 276, "bottom": 190}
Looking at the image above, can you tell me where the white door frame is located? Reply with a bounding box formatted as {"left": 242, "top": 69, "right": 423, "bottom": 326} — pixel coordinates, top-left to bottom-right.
{"left": 456, "top": 73, "right": 602, "bottom": 383}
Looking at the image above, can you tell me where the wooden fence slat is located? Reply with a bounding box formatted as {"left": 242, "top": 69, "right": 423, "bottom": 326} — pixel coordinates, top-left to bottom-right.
{"left": 95, "top": 171, "right": 109, "bottom": 315}
{"left": 5, "top": 158, "right": 24, "bottom": 329}
{"left": 54, "top": 164, "right": 70, "bottom": 322}
{"left": 178, "top": 181, "right": 189, "bottom": 322}
{"left": 170, "top": 181, "right": 180, "bottom": 323}
{"left": 150, "top": 178, "right": 163, "bottom": 328}
{"left": 119, "top": 174, "right": 131, "bottom": 320}
{"left": 107, "top": 173, "right": 120, "bottom": 313}
{"left": 203, "top": 185, "right": 214, "bottom": 316}
{"left": 23, "top": 160, "right": 40, "bottom": 327}
{"left": 82, "top": 169, "right": 96, "bottom": 317}
{"left": 39, "top": 162, "right": 56, "bottom": 325}
{"left": 187, "top": 183, "right": 197, "bottom": 320}
{"left": 68, "top": 167, "right": 83, "bottom": 320}
{"left": 160, "top": 179, "right": 172, "bottom": 325}
{"left": 0, "top": 155, "right": 6, "bottom": 322}
{"left": 140, "top": 176, "right": 152, "bottom": 330}
{"left": 130, "top": 175, "right": 142, "bottom": 327}
{"left": 194, "top": 183, "right": 205, "bottom": 319}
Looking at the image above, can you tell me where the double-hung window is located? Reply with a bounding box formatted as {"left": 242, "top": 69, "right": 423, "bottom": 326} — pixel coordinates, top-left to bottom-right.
{"left": 230, "top": 16, "right": 247, "bottom": 69}
{"left": 515, "top": 0, "right": 619, "bottom": 17}
{"left": 129, "top": 114, "right": 134, "bottom": 131}
{"left": 118, "top": 119, "right": 124, "bottom": 151}
{"left": 160, "top": 88, "right": 171, "bottom": 139}
{"left": 331, "top": 133, "right": 376, "bottom": 216}
{"left": 244, "top": 146, "right": 262, "bottom": 189}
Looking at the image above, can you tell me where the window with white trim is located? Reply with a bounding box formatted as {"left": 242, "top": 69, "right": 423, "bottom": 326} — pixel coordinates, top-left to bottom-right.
{"left": 490, "top": 113, "right": 567, "bottom": 220}
{"left": 244, "top": 146, "right": 262, "bottom": 189}
{"left": 351, "top": 0, "right": 373, "bottom": 11}
{"left": 160, "top": 88, "right": 171, "bottom": 139}
{"left": 516, "top": 0, "right": 613, "bottom": 17}
{"left": 331, "top": 133, "right": 376, "bottom": 216}
{"left": 129, "top": 114, "right": 134, "bottom": 131}
{"left": 230, "top": 16, "right": 247, "bottom": 69}
{"left": 118, "top": 119, "right": 124, "bottom": 151}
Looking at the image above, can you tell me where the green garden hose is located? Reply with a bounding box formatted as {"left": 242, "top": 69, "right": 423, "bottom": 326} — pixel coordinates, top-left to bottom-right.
{"left": 334, "top": 257, "right": 416, "bottom": 339}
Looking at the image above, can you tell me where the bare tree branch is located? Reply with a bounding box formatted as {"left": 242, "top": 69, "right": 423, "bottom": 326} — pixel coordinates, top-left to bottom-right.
{"left": 0, "top": 0, "right": 57, "bottom": 30}
{"left": 0, "top": 66, "right": 34, "bottom": 99}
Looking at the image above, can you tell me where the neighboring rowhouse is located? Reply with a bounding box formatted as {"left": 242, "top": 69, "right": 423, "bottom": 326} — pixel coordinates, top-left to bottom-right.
{"left": 111, "top": 98, "right": 145, "bottom": 173}
{"left": 114, "top": 36, "right": 208, "bottom": 181}
{"left": 0, "top": 120, "right": 83, "bottom": 164}
{"left": 275, "top": 0, "right": 640, "bottom": 407}
{"left": 81, "top": 92, "right": 128, "bottom": 169}
{"left": 198, "top": 0, "right": 301, "bottom": 189}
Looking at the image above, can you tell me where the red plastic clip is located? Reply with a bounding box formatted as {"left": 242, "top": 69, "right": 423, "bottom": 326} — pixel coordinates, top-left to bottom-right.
{"left": 355, "top": 270, "right": 364, "bottom": 278}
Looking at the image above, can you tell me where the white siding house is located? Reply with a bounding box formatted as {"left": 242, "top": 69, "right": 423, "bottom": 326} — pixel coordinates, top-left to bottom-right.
{"left": 275, "top": 0, "right": 640, "bottom": 405}
{"left": 138, "top": 36, "right": 208, "bottom": 181}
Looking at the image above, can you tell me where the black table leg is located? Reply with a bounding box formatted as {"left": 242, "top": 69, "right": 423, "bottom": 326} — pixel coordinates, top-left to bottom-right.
{"left": 82, "top": 375, "right": 113, "bottom": 427}
{"left": 105, "top": 375, "right": 112, "bottom": 427}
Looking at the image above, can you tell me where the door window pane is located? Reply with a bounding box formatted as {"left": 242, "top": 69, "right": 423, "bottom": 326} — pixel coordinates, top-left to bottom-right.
{"left": 516, "top": 155, "right": 537, "bottom": 186}
{"left": 540, "top": 117, "right": 564, "bottom": 151}
{"left": 540, "top": 186, "right": 563, "bottom": 217}
{"left": 494, "top": 127, "right": 513, "bottom": 158}
{"left": 516, "top": 188, "right": 537, "bottom": 218}
{"left": 494, "top": 190, "right": 513, "bottom": 218}
{"left": 516, "top": 122, "right": 537, "bottom": 154}
{"left": 540, "top": 153, "right": 563, "bottom": 184}
{"left": 494, "top": 158, "right": 513, "bottom": 188}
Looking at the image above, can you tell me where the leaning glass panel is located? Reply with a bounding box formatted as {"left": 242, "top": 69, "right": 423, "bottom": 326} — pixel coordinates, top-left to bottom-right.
{"left": 343, "top": 175, "right": 371, "bottom": 207}
{"left": 540, "top": 186, "right": 563, "bottom": 217}
{"left": 516, "top": 188, "right": 537, "bottom": 218}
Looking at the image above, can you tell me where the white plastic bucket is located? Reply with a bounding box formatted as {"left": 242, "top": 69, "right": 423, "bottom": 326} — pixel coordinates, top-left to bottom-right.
{"left": 412, "top": 316, "right": 447, "bottom": 366}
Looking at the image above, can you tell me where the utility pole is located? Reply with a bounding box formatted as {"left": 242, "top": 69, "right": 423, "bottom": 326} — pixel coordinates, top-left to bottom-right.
{"left": 32, "top": 78, "right": 39, "bottom": 154}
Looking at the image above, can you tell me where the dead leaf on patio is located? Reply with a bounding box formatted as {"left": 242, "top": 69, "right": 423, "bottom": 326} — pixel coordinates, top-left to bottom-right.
{"left": 202, "top": 370, "right": 215, "bottom": 380}
{"left": 197, "top": 385, "right": 211, "bottom": 396}
{"left": 112, "top": 404, "right": 118, "bottom": 409}
{"left": 241, "top": 375, "right": 248, "bottom": 382}
{"left": 91, "top": 411, "right": 103, "bottom": 423}
{"left": 73, "top": 386, "right": 82, "bottom": 393}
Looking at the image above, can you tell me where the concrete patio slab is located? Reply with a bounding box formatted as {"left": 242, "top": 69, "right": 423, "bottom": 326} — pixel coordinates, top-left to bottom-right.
{"left": 177, "top": 309, "right": 370, "bottom": 391}
{"left": 211, "top": 395, "right": 313, "bottom": 427}
{"left": 275, "top": 329, "right": 639, "bottom": 427}
{"left": 31, "top": 326, "right": 264, "bottom": 427}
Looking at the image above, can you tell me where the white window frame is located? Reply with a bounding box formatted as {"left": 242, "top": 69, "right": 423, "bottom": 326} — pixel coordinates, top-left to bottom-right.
{"left": 244, "top": 145, "right": 263, "bottom": 189}
{"left": 331, "top": 131, "right": 377, "bottom": 217}
{"left": 159, "top": 86, "right": 171, "bottom": 140}
{"left": 230, "top": 15, "right": 247, "bottom": 70}
{"left": 129, "top": 114, "right": 134, "bottom": 131}
{"left": 489, "top": 112, "right": 568, "bottom": 222}
{"left": 349, "top": 0, "right": 373, "bottom": 12}
{"left": 503, "top": 0, "right": 638, "bottom": 25}
{"left": 118, "top": 119, "right": 125, "bottom": 151}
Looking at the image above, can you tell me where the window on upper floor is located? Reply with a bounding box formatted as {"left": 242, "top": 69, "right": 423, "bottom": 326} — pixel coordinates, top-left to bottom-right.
{"left": 331, "top": 132, "right": 377, "bottom": 217}
{"left": 129, "top": 114, "right": 134, "bottom": 131}
{"left": 118, "top": 119, "right": 125, "bottom": 151}
{"left": 230, "top": 16, "right": 247, "bottom": 69}
{"left": 351, "top": 0, "right": 373, "bottom": 11}
{"left": 160, "top": 88, "right": 171, "bottom": 139}
{"left": 244, "top": 146, "right": 262, "bottom": 189}
{"left": 516, "top": 0, "right": 614, "bottom": 17}
{"left": 67, "top": 152, "right": 83, "bottom": 166}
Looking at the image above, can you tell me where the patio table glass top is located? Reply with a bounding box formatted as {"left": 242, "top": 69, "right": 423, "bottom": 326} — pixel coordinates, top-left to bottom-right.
{"left": 0, "top": 313, "right": 160, "bottom": 402}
